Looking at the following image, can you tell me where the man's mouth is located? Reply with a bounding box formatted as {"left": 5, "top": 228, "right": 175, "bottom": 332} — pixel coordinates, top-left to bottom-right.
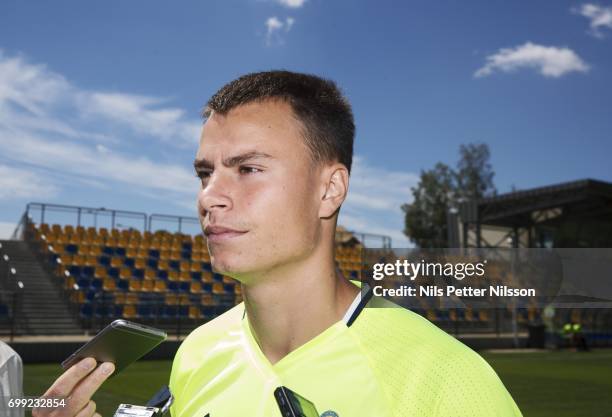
{"left": 204, "top": 225, "right": 248, "bottom": 243}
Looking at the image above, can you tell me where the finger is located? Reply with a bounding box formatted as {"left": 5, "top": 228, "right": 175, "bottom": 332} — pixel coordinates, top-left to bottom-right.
{"left": 75, "top": 400, "right": 96, "bottom": 417}
{"left": 68, "top": 362, "right": 115, "bottom": 412}
{"left": 42, "top": 357, "right": 97, "bottom": 400}
{"left": 93, "top": 414, "right": 101, "bottom": 417}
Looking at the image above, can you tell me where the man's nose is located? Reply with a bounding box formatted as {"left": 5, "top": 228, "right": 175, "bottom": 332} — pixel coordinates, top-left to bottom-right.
{"left": 197, "top": 172, "right": 233, "bottom": 214}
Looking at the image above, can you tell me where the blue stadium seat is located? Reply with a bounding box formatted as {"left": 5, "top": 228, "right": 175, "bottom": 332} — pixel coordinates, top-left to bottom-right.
{"left": 117, "top": 280, "right": 129, "bottom": 291}
{"left": 181, "top": 242, "right": 192, "bottom": 251}
{"left": 102, "top": 247, "right": 113, "bottom": 256}
{"left": 191, "top": 271, "right": 202, "bottom": 281}
{"left": 82, "top": 266, "right": 95, "bottom": 277}
{"left": 77, "top": 277, "right": 92, "bottom": 289}
{"left": 157, "top": 270, "right": 168, "bottom": 280}
{"left": 149, "top": 249, "right": 160, "bottom": 259}
{"left": 179, "top": 305, "right": 189, "bottom": 318}
{"left": 163, "top": 305, "right": 178, "bottom": 317}
{"left": 91, "top": 279, "right": 103, "bottom": 291}
{"left": 99, "top": 256, "right": 111, "bottom": 266}
{"left": 0, "top": 304, "right": 9, "bottom": 317}
{"left": 223, "top": 283, "right": 234, "bottom": 293}
{"left": 168, "top": 282, "right": 179, "bottom": 292}
{"left": 169, "top": 260, "right": 180, "bottom": 270}
{"left": 202, "top": 263, "right": 212, "bottom": 272}
{"left": 69, "top": 266, "right": 82, "bottom": 277}
{"left": 66, "top": 244, "right": 78, "bottom": 254}
{"left": 181, "top": 250, "right": 191, "bottom": 259}
{"left": 80, "top": 304, "right": 93, "bottom": 318}
{"left": 137, "top": 304, "right": 153, "bottom": 319}
{"left": 179, "top": 282, "right": 190, "bottom": 293}
{"left": 108, "top": 267, "right": 119, "bottom": 278}
{"left": 212, "top": 273, "right": 223, "bottom": 282}
{"left": 124, "top": 258, "right": 135, "bottom": 268}
{"left": 147, "top": 258, "right": 158, "bottom": 269}
{"left": 115, "top": 247, "right": 126, "bottom": 257}
{"left": 133, "top": 268, "right": 145, "bottom": 279}
{"left": 202, "top": 283, "right": 212, "bottom": 293}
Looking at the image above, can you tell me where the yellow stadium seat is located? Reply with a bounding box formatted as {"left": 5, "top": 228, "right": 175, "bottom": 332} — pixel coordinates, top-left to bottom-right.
{"left": 180, "top": 261, "right": 190, "bottom": 272}
{"left": 201, "top": 271, "right": 213, "bottom": 283}
{"left": 179, "top": 271, "right": 191, "bottom": 282}
{"left": 115, "top": 293, "right": 126, "bottom": 305}
{"left": 94, "top": 266, "right": 107, "bottom": 279}
{"left": 153, "top": 280, "right": 167, "bottom": 292}
{"left": 128, "top": 279, "right": 141, "bottom": 292}
{"left": 141, "top": 280, "right": 154, "bottom": 292}
{"left": 189, "top": 306, "right": 202, "bottom": 319}
{"left": 123, "top": 304, "right": 137, "bottom": 319}
{"left": 126, "top": 293, "right": 139, "bottom": 304}
{"left": 190, "top": 282, "right": 202, "bottom": 294}
{"left": 192, "top": 252, "right": 202, "bottom": 262}
{"left": 190, "top": 262, "right": 202, "bottom": 272}
{"left": 234, "top": 284, "right": 242, "bottom": 295}
{"left": 105, "top": 236, "right": 118, "bottom": 247}
{"left": 111, "top": 229, "right": 120, "bottom": 239}
{"left": 136, "top": 248, "right": 148, "bottom": 259}
{"left": 212, "top": 282, "right": 224, "bottom": 295}
{"left": 144, "top": 269, "right": 156, "bottom": 280}
{"left": 158, "top": 260, "right": 169, "bottom": 270}
{"left": 70, "top": 290, "right": 85, "bottom": 304}
{"left": 165, "top": 293, "right": 179, "bottom": 305}
{"left": 85, "top": 255, "right": 98, "bottom": 267}
{"left": 159, "top": 249, "right": 171, "bottom": 260}
{"left": 111, "top": 257, "right": 123, "bottom": 268}
{"left": 168, "top": 270, "right": 179, "bottom": 282}
{"left": 201, "top": 293, "right": 214, "bottom": 305}
{"left": 103, "top": 278, "right": 116, "bottom": 291}
{"left": 126, "top": 247, "right": 137, "bottom": 258}
{"left": 60, "top": 254, "right": 73, "bottom": 265}
{"left": 119, "top": 267, "right": 131, "bottom": 280}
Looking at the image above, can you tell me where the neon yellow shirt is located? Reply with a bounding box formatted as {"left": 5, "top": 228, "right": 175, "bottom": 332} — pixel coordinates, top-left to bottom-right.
{"left": 169, "top": 292, "right": 522, "bottom": 417}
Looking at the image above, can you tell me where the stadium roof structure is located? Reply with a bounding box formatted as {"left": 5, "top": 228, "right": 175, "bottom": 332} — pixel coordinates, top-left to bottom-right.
{"left": 451, "top": 179, "right": 612, "bottom": 248}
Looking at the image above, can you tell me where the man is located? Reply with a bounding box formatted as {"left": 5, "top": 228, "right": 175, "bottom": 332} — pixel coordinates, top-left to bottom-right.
{"left": 36, "top": 71, "right": 522, "bottom": 417}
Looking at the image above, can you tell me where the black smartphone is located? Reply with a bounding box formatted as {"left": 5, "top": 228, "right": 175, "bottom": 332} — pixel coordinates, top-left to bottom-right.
{"left": 274, "top": 386, "right": 319, "bottom": 417}
{"left": 61, "top": 319, "right": 167, "bottom": 376}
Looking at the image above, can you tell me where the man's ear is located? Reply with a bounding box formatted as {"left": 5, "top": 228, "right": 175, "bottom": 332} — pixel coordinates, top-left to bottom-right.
{"left": 319, "top": 164, "right": 349, "bottom": 219}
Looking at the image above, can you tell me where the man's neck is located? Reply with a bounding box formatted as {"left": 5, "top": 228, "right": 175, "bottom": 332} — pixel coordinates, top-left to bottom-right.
{"left": 241, "top": 253, "right": 359, "bottom": 365}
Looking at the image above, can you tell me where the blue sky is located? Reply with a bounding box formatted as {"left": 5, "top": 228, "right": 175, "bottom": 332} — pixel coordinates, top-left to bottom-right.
{"left": 1, "top": 0, "right": 611, "bottom": 245}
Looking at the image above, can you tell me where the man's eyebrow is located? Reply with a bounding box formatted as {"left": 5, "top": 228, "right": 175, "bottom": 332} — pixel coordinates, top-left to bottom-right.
{"left": 193, "top": 151, "right": 274, "bottom": 170}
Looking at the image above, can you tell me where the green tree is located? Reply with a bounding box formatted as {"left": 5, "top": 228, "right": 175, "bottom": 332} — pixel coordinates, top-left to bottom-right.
{"left": 402, "top": 162, "right": 455, "bottom": 248}
{"left": 402, "top": 143, "right": 496, "bottom": 248}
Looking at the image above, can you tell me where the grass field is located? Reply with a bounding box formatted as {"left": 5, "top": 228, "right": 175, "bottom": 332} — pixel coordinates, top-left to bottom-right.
{"left": 23, "top": 350, "right": 612, "bottom": 417}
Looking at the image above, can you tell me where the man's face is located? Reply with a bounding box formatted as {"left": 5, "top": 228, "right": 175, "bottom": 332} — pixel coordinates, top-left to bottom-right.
{"left": 195, "top": 100, "right": 323, "bottom": 282}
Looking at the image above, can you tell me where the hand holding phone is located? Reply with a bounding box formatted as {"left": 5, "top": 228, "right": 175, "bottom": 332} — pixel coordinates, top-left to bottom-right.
{"left": 32, "top": 357, "right": 114, "bottom": 417}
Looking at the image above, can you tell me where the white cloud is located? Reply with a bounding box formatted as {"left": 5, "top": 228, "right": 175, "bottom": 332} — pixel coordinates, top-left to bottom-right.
{"left": 265, "top": 16, "right": 295, "bottom": 46}
{"left": 474, "top": 42, "right": 590, "bottom": 78}
{"left": 276, "top": 0, "right": 307, "bottom": 8}
{"left": 338, "top": 156, "right": 418, "bottom": 247}
{"left": 0, "top": 221, "right": 18, "bottom": 240}
{"left": 0, "top": 51, "right": 200, "bottom": 148}
{"left": 82, "top": 92, "right": 201, "bottom": 147}
{"left": 573, "top": 3, "right": 612, "bottom": 38}
{"left": 0, "top": 51, "right": 202, "bottom": 209}
{"left": 0, "top": 164, "right": 59, "bottom": 200}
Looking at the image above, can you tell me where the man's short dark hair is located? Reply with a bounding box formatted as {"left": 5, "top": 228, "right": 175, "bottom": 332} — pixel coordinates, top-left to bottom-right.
{"left": 204, "top": 70, "right": 355, "bottom": 174}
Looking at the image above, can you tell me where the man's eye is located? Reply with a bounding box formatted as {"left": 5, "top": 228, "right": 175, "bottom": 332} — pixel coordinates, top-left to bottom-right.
{"left": 195, "top": 171, "right": 211, "bottom": 180}
{"left": 239, "top": 166, "right": 261, "bottom": 175}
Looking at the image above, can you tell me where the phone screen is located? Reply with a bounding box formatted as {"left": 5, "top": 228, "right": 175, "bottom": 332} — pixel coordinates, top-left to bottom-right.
{"left": 62, "top": 320, "right": 167, "bottom": 376}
